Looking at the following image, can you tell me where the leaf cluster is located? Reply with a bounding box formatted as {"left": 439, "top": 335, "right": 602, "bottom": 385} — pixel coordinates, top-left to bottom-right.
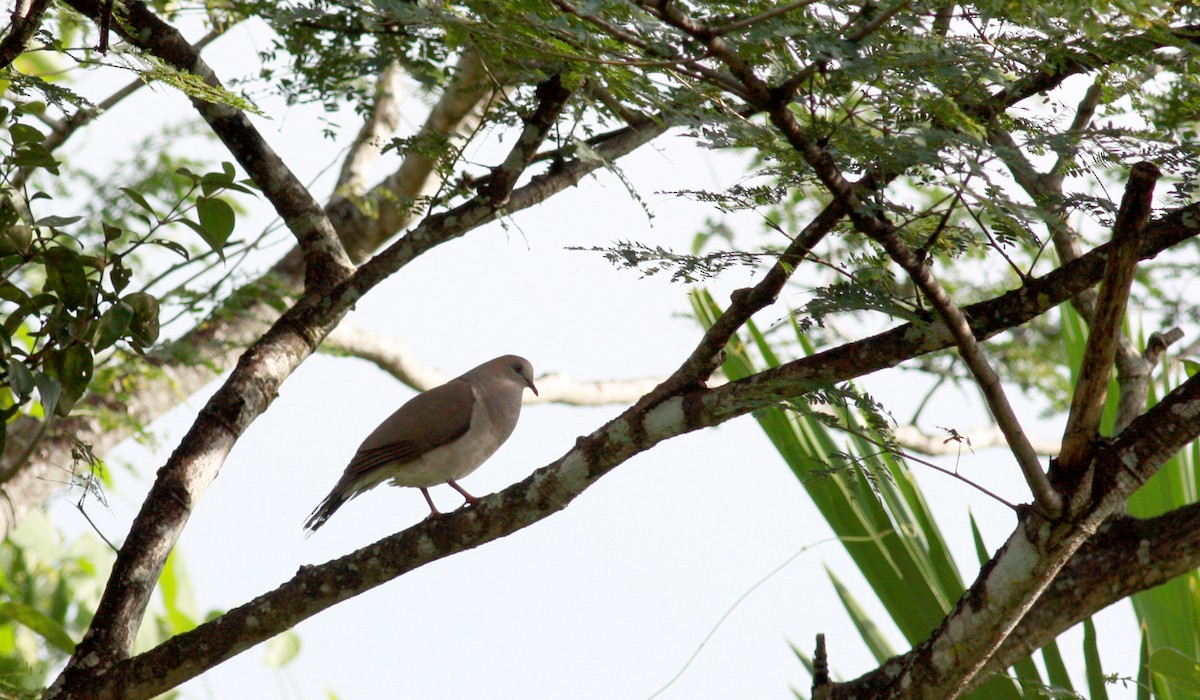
{"left": 0, "top": 102, "right": 257, "bottom": 454}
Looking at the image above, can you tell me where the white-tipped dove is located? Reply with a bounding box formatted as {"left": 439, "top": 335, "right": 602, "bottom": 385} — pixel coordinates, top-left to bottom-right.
{"left": 305, "top": 355, "right": 538, "bottom": 533}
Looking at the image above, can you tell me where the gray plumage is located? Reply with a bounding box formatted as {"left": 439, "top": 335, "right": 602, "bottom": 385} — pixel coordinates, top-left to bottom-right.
{"left": 305, "top": 355, "right": 538, "bottom": 533}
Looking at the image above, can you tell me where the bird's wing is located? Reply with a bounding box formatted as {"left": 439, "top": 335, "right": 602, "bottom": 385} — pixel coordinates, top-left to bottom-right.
{"left": 340, "top": 377, "right": 476, "bottom": 480}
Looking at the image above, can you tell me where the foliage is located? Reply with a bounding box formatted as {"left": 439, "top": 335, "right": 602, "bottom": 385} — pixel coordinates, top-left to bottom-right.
{"left": 0, "top": 93, "right": 257, "bottom": 455}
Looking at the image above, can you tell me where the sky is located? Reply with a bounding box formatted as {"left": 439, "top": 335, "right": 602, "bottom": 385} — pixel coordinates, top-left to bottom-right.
{"left": 41, "top": 16, "right": 1146, "bottom": 700}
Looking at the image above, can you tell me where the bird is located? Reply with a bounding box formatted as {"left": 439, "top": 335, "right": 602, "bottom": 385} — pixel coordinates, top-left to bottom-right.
{"left": 304, "top": 355, "right": 538, "bottom": 533}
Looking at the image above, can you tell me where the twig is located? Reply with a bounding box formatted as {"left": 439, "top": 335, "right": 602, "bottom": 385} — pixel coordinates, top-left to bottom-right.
{"left": 710, "top": 0, "right": 823, "bottom": 36}
{"left": 1112, "top": 327, "right": 1185, "bottom": 434}
{"left": 632, "top": 199, "right": 848, "bottom": 414}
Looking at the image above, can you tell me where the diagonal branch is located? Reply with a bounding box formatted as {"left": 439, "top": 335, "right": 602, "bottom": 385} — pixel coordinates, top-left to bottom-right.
{"left": 632, "top": 199, "right": 847, "bottom": 413}
{"left": 0, "top": 0, "right": 52, "bottom": 68}
{"left": 973, "top": 505, "right": 1200, "bottom": 690}
{"left": 329, "top": 61, "right": 406, "bottom": 204}
{"left": 481, "top": 74, "right": 573, "bottom": 207}
{"left": 63, "top": 0, "right": 354, "bottom": 293}
{"left": 1057, "top": 162, "right": 1161, "bottom": 479}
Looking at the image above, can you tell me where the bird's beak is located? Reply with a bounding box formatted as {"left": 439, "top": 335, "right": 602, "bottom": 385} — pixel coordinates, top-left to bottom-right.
{"left": 526, "top": 378, "right": 539, "bottom": 397}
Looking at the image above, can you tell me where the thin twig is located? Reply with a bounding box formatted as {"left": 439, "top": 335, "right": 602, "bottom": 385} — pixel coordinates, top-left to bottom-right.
{"left": 710, "top": 0, "right": 823, "bottom": 36}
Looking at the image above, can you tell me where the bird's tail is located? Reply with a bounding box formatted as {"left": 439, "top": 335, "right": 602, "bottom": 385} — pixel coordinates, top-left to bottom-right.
{"left": 303, "top": 492, "right": 346, "bottom": 536}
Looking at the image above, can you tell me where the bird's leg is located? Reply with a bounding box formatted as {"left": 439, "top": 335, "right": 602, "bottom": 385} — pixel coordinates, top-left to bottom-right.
{"left": 446, "top": 479, "right": 479, "bottom": 507}
{"left": 419, "top": 487, "right": 442, "bottom": 517}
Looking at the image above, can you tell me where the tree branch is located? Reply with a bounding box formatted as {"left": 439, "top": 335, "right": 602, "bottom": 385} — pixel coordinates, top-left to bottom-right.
{"left": 971, "top": 505, "right": 1200, "bottom": 690}
{"left": 831, "top": 371, "right": 1200, "bottom": 699}
{"left": 63, "top": 0, "right": 354, "bottom": 294}
{"left": 329, "top": 61, "right": 406, "bottom": 204}
{"left": 322, "top": 324, "right": 663, "bottom": 405}
{"left": 1057, "top": 162, "right": 1161, "bottom": 480}
{"left": 0, "top": 0, "right": 52, "bottom": 69}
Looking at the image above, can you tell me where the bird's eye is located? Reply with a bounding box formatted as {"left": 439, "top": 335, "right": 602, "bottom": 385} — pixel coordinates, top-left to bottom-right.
{"left": 511, "top": 363, "right": 523, "bottom": 375}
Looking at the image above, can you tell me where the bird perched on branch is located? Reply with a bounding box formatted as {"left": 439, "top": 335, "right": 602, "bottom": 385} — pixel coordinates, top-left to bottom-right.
{"left": 305, "top": 355, "right": 538, "bottom": 534}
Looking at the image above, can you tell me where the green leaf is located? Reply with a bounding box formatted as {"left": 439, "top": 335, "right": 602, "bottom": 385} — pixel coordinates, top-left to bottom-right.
{"left": 6, "top": 358, "right": 35, "bottom": 399}
{"left": 147, "top": 238, "right": 189, "bottom": 259}
{"left": 1150, "top": 648, "right": 1200, "bottom": 694}
{"left": 42, "top": 344, "right": 92, "bottom": 415}
{"left": 0, "top": 224, "right": 32, "bottom": 255}
{"left": 109, "top": 258, "right": 132, "bottom": 293}
{"left": 194, "top": 197, "right": 235, "bottom": 256}
{"left": 33, "top": 372, "right": 60, "bottom": 417}
{"left": 263, "top": 630, "right": 301, "bottom": 669}
{"left": 159, "top": 550, "right": 198, "bottom": 635}
{"left": 1040, "top": 640, "right": 1074, "bottom": 695}
{"left": 119, "top": 187, "right": 157, "bottom": 218}
{"left": 1184, "top": 359, "right": 1199, "bottom": 379}
{"left": 0, "top": 280, "right": 31, "bottom": 305}
{"left": 826, "top": 567, "right": 895, "bottom": 662}
{"left": 94, "top": 301, "right": 134, "bottom": 351}
{"left": 1083, "top": 617, "right": 1109, "bottom": 700}
{"left": 40, "top": 247, "right": 90, "bottom": 310}
{"left": 34, "top": 215, "right": 82, "bottom": 228}
{"left": 8, "top": 123, "right": 45, "bottom": 144}
{"left": 123, "top": 292, "right": 160, "bottom": 348}
{"left": 0, "top": 601, "right": 76, "bottom": 654}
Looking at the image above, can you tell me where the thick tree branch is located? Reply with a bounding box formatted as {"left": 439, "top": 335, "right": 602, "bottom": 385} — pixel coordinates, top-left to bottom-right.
{"left": 971, "top": 505, "right": 1200, "bottom": 690}
{"left": 0, "top": 0, "right": 51, "bottom": 68}
{"left": 831, "top": 371, "right": 1200, "bottom": 699}
{"left": 1057, "top": 162, "right": 1161, "bottom": 479}
{"left": 64, "top": 0, "right": 354, "bottom": 293}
